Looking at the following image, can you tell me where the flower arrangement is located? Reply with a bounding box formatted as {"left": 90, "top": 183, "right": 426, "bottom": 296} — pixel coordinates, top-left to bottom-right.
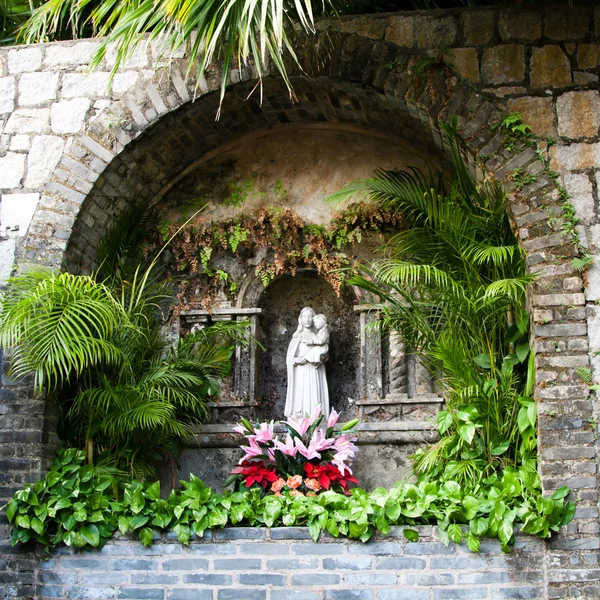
{"left": 229, "top": 406, "right": 359, "bottom": 496}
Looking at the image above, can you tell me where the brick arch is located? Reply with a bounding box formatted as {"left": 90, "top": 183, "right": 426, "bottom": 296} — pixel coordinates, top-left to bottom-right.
{"left": 19, "top": 26, "right": 594, "bottom": 524}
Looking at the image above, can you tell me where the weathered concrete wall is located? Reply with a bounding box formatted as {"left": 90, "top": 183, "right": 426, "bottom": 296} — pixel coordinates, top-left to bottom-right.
{"left": 0, "top": 4, "right": 600, "bottom": 598}
{"left": 37, "top": 527, "right": 549, "bottom": 600}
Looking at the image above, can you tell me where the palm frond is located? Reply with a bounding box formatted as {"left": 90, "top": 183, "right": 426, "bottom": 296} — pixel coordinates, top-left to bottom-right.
{"left": 20, "top": 0, "right": 340, "bottom": 112}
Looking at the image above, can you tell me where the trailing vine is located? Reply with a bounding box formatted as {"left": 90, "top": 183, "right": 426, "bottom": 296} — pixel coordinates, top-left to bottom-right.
{"left": 152, "top": 203, "right": 404, "bottom": 313}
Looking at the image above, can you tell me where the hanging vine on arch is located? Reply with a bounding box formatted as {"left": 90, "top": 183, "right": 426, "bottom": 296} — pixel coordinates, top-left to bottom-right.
{"left": 150, "top": 203, "right": 404, "bottom": 314}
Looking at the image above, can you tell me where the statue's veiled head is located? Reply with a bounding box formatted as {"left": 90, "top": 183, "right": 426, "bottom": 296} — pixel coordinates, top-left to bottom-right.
{"left": 299, "top": 307, "right": 315, "bottom": 329}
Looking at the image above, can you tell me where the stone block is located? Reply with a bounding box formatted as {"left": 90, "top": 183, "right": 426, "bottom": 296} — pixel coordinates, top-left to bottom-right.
{"left": 434, "top": 589, "right": 488, "bottom": 600}
{"left": 8, "top": 48, "right": 42, "bottom": 73}
{"left": 167, "top": 590, "right": 212, "bottom": 600}
{"left": 545, "top": 5, "right": 591, "bottom": 40}
{"left": 499, "top": 10, "right": 542, "bottom": 41}
{"left": 239, "top": 574, "right": 286, "bottom": 586}
{"left": 51, "top": 98, "right": 91, "bottom": 134}
{"left": 506, "top": 96, "right": 555, "bottom": 137}
{"left": 348, "top": 541, "right": 403, "bottom": 555}
{"left": 414, "top": 15, "right": 457, "bottom": 48}
{"left": 376, "top": 557, "right": 427, "bottom": 569}
{"left": 269, "top": 527, "right": 312, "bottom": 540}
{"left": 385, "top": 16, "right": 413, "bottom": 47}
{"left": 239, "top": 543, "right": 289, "bottom": 555}
{"left": 533, "top": 293, "right": 585, "bottom": 306}
{"left": 214, "top": 528, "right": 266, "bottom": 540}
{"left": 9, "top": 134, "right": 30, "bottom": 151}
{"left": 563, "top": 173, "right": 594, "bottom": 225}
{"left": 0, "top": 193, "right": 39, "bottom": 237}
{"left": 267, "top": 558, "right": 318, "bottom": 569}
{"left": 323, "top": 557, "right": 372, "bottom": 570}
{"left": 324, "top": 592, "right": 373, "bottom": 600}
{"left": 25, "top": 135, "right": 65, "bottom": 189}
{"left": 113, "top": 72, "right": 140, "bottom": 95}
{"left": 213, "top": 558, "right": 261, "bottom": 570}
{"left": 551, "top": 142, "right": 600, "bottom": 171}
{"left": 183, "top": 574, "right": 232, "bottom": 585}
{"left": 291, "top": 573, "right": 341, "bottom": 585}
{"left": 271, "top": 592, "right": 320, "bottom": 600}
{"left": 162, "top": 558, "right": 209, "bottom": 570}
{"left": 110, "top": 559, "right": 159, "bottom": 571}
{"left": 530, "top": 46, "right": 572, "bottom": 89}
{"left": 557, "top": 91, "right": 600, "bottom": 138}
{"left": 292, "top": 543, "right": 345, "bottom": 555}
{"left": 106, "top": 42, "right": 149, "bottom": 69}
{"left": 0, "top": 152, "right": 25, "bottom": 189}
{"left": 118, "top": 589, "right": 164, "bottom": 600}
{"left": 61, "top": 587, "right": 115, "bottom": 599}
{"left": 0, "top": 76, "right": 15, "bottom": 113}
{"left": 18, "top": 72, "right": 58, "bottom": 107}
{"left": 578, "top": 44, "right": 600, "bottom": 69}
{"left": 404, "top": 573, "right": 455, "bottom": 585}
{"left": 379, "top": 591, "right": 430, "bottom": 600}
{"left": 574, "top": 71, "right": 599, "bottom": 84}
{"left": 44, "top": 41, "right": 100, "bottom": 67}
{"left": 444, "top": 48, "right": 479, "bottom": 82}
{"left": 461, "top": 10, "right": 495, "bottom": 46}
{"left": 482, "top": 45, "right": 525, "bottom": 84}
{"left": 345, "top": 573, "right": 397, "bottom": 584}
{"left": 62, "top": 72, "right": 111, "bottom": 98}
{"left": 5, "top": 108, "right": 50, "bottom": 133}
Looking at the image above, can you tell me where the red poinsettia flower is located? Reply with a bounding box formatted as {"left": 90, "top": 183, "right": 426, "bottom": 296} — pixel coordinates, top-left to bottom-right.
{"left": 304, "top": 462, "right": 358, "bottom": 493}
{"left": 232, "top": 460, "right": 278, "bottom": 489}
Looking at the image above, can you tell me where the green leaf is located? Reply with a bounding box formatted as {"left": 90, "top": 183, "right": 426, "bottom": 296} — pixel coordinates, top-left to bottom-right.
{"left": 465, "top": 531, "right": 480, "bottom": 552}
{"left": 517, "top": 406, "right": 531, "bottom": 433}
{"left": 516, "top": 342, "right": 530, "bottom": 363}
{"left": 30, "top": 517, "right": 44, "bottom": 536}
{"left": 130, "top": 515, "right": 149, "bottom": 531}
{"left": 436, "top": 411, "right": 453, "bottom": 434}
{"left": 308, "top": 521, "right": 321, "bottom": 542}
{"left": 6, "top": 501, "right": 18, "bottom": 523}
{"left": 469, "top": 517, "right": 488, "bottom": 537}
{"left": 560, "top": 502, "right": 576, "bottom": 527}
{"left": 174, "top": 523, "right": 190, "bottom": 545}
{"left": 375, "top": 516, "right": 389, "bottom": 536}
{"left": 447, "top": 524, "right": 463, "bottom": 544}
{"left": 551, "top": 486, "right": 570, "bottom": 501}
{"left": 118, "top": 516, "right": 130, "bottom": 535}
{"left": 474, "top": 354, "right": 491, "bottom": 369}
{"left": 458, "top": 423, "right": 476, "bottom": 444}
{"left": 15, "top": 515, "right": 30, "bottom": 529}
{"left": 527, "top": 402, "right": 537, "bottom": 428}
{"left": 403, "top": 528, "right": 419, "bottom": 542}
{"left": 80, "top": 524, "right": 100, "bottom": 547}
{"left": 139, "top": 527, "right": 154, "bottom": 547}
{"left": 498, "top": 519, "right": 514, "bottom": 546}
{"left": 490, "top": 441, "right": 510, "bottom": 456}
{"left": 146, "top": 482, "right": 161, "bottom": 501}
{"left": 462, "top": 496, "right": 479, "bottom": 520}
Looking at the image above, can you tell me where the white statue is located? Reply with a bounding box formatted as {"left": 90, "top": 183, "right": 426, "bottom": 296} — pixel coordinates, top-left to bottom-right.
{"left": 284, "top": 307, "right": 330, "bottom": 418}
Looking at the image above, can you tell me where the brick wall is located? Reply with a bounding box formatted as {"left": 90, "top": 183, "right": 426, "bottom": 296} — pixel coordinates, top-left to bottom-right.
{"left": 36, "top": 527, "right": 549, "bottom": 600}
{"left": 0, "top": 3, "right": 600, "bottom": 598}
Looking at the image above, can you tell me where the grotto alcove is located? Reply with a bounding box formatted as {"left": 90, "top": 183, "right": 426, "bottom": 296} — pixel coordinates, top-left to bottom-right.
{"left": 255, "top": 270, "right": 360, "bottom": 422}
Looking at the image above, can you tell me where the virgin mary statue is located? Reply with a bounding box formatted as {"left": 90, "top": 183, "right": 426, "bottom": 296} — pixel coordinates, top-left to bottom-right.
{"left": 284, "top": 307, "right": 330, "bottom": 418}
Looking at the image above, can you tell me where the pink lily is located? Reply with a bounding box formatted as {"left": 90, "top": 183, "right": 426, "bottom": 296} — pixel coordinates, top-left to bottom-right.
{"left": 295, "top": 437, "right": 322, "bottom": 461}
{"left": 285, "top": 415, "right": 312, "bottom": 437}
{"left": 332, "top": 452, "right": 353, "bottom": 476}
{"left": 233, "top": 424, "right": 246, "bottom": 435}
{"left": 310, "top": 428, "right": 336, "bottom": 453}
{"left": 239, "top": 438, "right": 264, "bottom": 464}
{"left": 327, "top": 408, "right": 340, "bottom": 429}
{"left": 334, "top": 434, "right": 358, "bottom": 458}
{"left": 308, "top": 404, "right": 322, "bottom": 425}
{"left": 267, "top": 448, "right": 276, "bottom": 462}
{"left": 253, "top": 421, "right": 275, "bottom": 444}
{"left": 273, "top": 433, "right": 298, "bottom": 458}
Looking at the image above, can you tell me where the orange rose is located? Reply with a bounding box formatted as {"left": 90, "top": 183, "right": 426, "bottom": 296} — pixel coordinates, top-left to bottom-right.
{"left": 306, "top": 492, "right": 317, "bottom": 497}
{"left": 304, "top": 478, "right": 322, "bottom": 492}
{"left": 287, "top": 475, "right": 303, "bottom": 490}
{"left": 271, "top": 478, "right": 286, "bottom": 494}
{"left": 289, "top": 489, "right": 305, "bottom": 497}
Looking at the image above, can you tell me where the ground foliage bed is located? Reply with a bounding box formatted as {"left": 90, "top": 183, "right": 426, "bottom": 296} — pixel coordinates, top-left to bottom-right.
{"left": 5, "top": 448, "right": 574, "bottom": 553}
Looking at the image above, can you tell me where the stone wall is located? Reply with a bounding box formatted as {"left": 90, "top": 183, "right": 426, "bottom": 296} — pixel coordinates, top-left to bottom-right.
{"left": 37, "top": 527, "right": 548, "bottom": 600}
{"left": 1, "top": 3, "right": 600, "bottom": 598}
